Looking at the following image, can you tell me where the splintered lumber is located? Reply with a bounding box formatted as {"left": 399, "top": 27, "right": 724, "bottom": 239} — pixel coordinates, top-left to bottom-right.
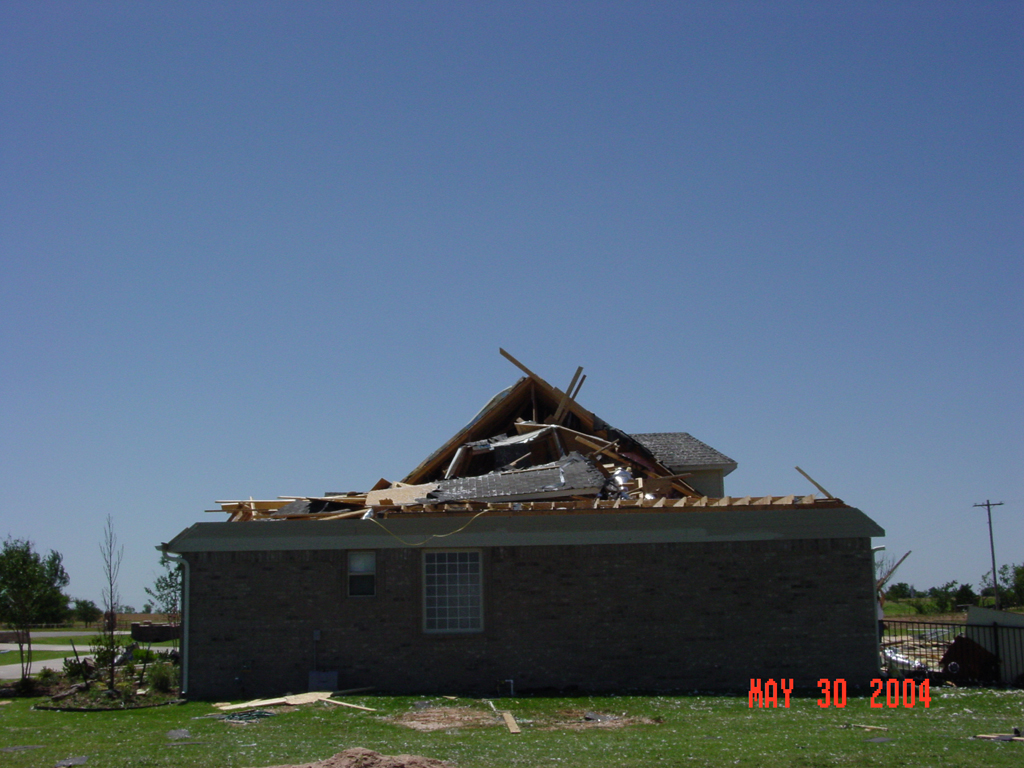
{"left": 283, "top": 691, "right": 335, "bottom": 706}
{"left": 216, "top": 691, "right": 336, "bottom": 711}
{"left": 575, "top": 435, "right": 621, "bottom": 460}
{"left": 571, "top": 373, "right": 586, "bottom": 400}
{"left": 323, "top": 699, "right": 377, "bottom": 712}
{"left": 498, "top": 348, "right": 596, "bottom": 430}
{"left": 976, "top": 734, "right": 1024, "bottom": 742}
{"left": 366, "top": 483, "right": 438, "bottom": 506}
{"left": 794, "top": 466, "right": 835, "bottom": 499}
{"left": 501, "top": 711, "right": 522, "bottom": 733}
{"left": 316, "top": 509, "right": 370, "bottom": 520}
{"left": 876, "top": 551, "right": 912, "bottom": 590}
{"left": 217, "top": 697, "right": 288, "bottom": 711}
{"left": 552, "top": 366, "right": 584, "bottom": 424}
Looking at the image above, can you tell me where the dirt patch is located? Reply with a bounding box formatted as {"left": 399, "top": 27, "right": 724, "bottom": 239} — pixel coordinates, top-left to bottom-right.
{"left": 256, "top": 746, "right": 453, "bottom": 768}
{"left": 389, "top": 706, "right": 497, "bottom": 732}
{"left": 388, "top": 704, "right": 657, "bottom": 733}
{"left": 537, "top": 709, "right": 660, "bottom": 731}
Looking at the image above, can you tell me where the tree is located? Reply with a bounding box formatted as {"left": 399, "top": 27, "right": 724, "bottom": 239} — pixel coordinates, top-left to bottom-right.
{"left": 981, "top": 562, "right": 1024, "bottom": 608}
{"left": 99, "top": 515, "right": 123, "bottom": 691}
{"left": 72, "top": 597, "right": 102, "bottom": 625}
{"left": 0, "top": 537, "right": 70, "bottom": 681}
{"left": 145, "top": 555, "right": 182, "bottom": 629}
{"left": 1011, "top": 563, "right": 1024, "bottom": 607}
{"left": 954, "top": 582, "right": 977, "bottom": 608}
{"left": 886, "top": 582, "right": 912, "bottom": 600}
{"left": 929, "top": 581, "right": 959, "bottom": 614}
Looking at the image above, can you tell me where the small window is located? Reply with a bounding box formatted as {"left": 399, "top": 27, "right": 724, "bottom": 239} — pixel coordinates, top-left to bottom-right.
{"left": 423, "top": 550, "right": 482, "bottom": 632}
{"left": 348, "top": 551, "right": 376, "bottom": 597}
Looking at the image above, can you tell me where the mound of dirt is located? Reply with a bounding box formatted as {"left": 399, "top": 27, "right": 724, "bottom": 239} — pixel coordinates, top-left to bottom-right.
{"left": 257, "top": 747, "right": 453, "bottom": 768}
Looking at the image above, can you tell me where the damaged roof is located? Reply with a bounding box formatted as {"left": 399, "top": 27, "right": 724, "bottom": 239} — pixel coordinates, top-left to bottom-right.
{"left": 631, "top": 432, "right": 737, "bottom": 474}
{"left": 421, "top": 452, "right": 607, "bottom": 504}
{"left": 208, "top": 349, "right": 855, "bottom": 522}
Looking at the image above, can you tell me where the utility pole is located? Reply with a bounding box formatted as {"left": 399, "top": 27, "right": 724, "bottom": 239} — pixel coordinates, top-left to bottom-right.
{"left": 974, "top": 500, "right": 1005, "bottom": 610}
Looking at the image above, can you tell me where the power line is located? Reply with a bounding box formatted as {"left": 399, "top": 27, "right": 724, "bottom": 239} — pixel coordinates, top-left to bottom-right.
{"left": 974, "top": 499, "right": 1005, "bottom": 610}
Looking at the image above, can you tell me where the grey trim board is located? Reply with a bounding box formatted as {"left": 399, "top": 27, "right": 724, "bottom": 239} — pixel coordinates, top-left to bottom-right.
{"left": 164, "top": 508, "right": 884, "bottom": 553}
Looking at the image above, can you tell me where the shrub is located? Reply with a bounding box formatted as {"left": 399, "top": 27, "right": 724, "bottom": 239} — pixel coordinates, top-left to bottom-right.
{"left": 146, "top": 662, "right": 178, "bottom": 693}
{"left": 37, "top": 666, "right": 58, "bottom": 685}
{"left": 12, "top": 676, "right": 37, "bottom": 696}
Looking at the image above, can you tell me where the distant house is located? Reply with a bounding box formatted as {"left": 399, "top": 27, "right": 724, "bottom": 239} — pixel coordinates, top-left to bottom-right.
{"left": 165, "top": 352, "right": 883, "bottom": 699}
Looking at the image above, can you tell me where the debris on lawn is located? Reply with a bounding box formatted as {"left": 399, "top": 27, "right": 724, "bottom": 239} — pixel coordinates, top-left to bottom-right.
{"left": 323, "top": 699, "right": 376, "bottom": 711}
{"left": 501, "top": 711, "right": 521, "bottom": 733}
{"left": 542, "top": 709, "right": 659, "bottom": 731}
{"left": 50, "top": 683, "right": 90, "bottom": 702}
{"left": 221, "top": 709, "right": 277, "bottom": 723}
{"left": 254, "top": 746, "right": 453, "bottom": 768}
{"left": 975, "top": 733, "right": 1024, "bottom": 742}
{"left": 215, "top": 691, "right": 376, "bottom": 712}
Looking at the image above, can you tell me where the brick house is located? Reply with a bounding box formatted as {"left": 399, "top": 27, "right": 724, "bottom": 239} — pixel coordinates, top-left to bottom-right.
{"left": 164, "top": 353, "right": 884, "bottom": 699}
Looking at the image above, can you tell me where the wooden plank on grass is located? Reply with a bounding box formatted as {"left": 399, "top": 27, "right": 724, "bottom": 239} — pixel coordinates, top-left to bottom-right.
{"left": 284, "top": 692, "right": 334, "bottom": 706}
{"left": 324, "top": 699, "right": 377, "bottom": 712}
{"left": 502, "top": 711, "right": 521, "bottom": 733}
{"left": 217, "top": 697, "right": 288, "bottom": 711}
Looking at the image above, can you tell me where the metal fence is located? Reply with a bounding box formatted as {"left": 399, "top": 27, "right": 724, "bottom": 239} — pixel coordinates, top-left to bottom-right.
{"left": 882, "top": 619, "right": 1024, "bottom": 686}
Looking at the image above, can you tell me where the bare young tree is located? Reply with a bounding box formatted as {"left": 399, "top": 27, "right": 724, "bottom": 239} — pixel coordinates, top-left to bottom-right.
{"left": 99, "top": 515, "right": 123, "bottom": 690}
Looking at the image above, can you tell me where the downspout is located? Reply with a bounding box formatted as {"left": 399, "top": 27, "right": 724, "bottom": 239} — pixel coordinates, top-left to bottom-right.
{"left": 158, "top": 544, "right": 189, "bottom": 696}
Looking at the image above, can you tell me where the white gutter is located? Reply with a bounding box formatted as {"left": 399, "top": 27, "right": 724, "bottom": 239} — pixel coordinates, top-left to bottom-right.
{"left": 157, "top": 544, "right": 189, "bottom": 696}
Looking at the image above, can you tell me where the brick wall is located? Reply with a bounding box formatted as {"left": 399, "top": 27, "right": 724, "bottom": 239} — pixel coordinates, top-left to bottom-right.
{"left": 183, "top": 537, "right": 877, "bottom": 699}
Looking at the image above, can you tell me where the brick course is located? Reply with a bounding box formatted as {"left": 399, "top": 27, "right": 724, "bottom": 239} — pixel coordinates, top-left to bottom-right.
{"left": 183, "top": 536, "right": 877, "bottom": 699}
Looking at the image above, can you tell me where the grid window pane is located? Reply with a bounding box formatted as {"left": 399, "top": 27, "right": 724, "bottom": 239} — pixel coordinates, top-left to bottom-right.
{"left": 423, "top": 551, "right": 482, "bottom": 632}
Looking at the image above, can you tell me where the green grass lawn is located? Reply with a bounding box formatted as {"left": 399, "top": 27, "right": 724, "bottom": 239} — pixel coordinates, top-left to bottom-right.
{"left": 1, "top": 688, "right": 1022, "bottom": 767}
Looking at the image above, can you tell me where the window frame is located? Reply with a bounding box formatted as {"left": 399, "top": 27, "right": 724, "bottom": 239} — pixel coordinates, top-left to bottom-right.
{"left": 422, "top": 549, "right": 484, "bottom": 634}
{"left": 347, "top": 550, "right": 377, "bottom": 598}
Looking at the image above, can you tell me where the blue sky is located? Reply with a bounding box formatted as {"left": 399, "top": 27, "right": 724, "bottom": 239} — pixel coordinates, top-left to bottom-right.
{"left": 2, "top": 1, "right": 1021, "bottom": 610}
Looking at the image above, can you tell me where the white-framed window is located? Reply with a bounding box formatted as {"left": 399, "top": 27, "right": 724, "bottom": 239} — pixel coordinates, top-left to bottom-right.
{"left": 423, "top": 550, "right": 482, "bottom": 633}
{"left": 347, "top": 551, "right": 376, "bottom": 597}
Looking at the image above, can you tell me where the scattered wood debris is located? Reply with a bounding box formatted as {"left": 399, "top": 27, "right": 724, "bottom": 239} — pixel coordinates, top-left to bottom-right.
{"left": 215, "top": 692, "right": 376, "bottom": 712}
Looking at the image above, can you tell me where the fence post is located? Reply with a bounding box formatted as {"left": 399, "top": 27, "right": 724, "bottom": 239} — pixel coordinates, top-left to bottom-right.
{"left": 991, "top": 622, "right": 1001, "bottom": 683}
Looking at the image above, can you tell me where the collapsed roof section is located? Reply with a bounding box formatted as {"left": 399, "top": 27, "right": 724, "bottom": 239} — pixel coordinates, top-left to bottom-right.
{"left": 422, "top": 452, "right": 606, "bottom": 504}
{"left": 210, "top": 349, "right": 847, "bottom": 523}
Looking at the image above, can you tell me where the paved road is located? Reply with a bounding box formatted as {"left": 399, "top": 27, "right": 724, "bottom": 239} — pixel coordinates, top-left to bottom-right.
{"left": 0, "top": 631, "right": 118, "bottom": 680}
{"left": 0, "top": 653, "right": 96, "bottom": 679}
